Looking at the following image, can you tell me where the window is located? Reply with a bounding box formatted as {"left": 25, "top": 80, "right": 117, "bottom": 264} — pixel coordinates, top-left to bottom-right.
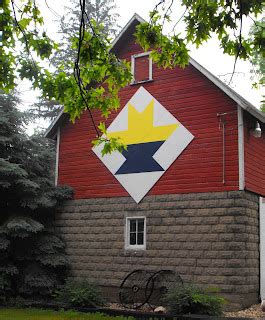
{"left": 131, "top": 52, "right": 152, "bottom": 84}
{"left": 125, "top": 217, "right": 146, "bottom": 250}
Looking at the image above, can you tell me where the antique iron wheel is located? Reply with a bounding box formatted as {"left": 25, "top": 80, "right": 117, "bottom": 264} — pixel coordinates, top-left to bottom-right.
{"left": 146, "top": 269, "right": 183, "bottom": 308}
{"left": 119, "top": 269, "right": 153, "bottom": 309}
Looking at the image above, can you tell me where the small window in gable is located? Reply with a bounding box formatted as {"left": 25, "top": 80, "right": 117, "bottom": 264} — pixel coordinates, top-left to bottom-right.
{"left": 125, "top": 217, "right": 146, "bottom": 250}
{"left": 131, "top": 52, "right": 152, "bottom": 84}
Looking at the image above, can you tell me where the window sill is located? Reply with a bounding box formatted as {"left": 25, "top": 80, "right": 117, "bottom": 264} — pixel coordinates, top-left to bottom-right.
{"left": 122, "top": 249, "right": 146, "bottom": 257}
{"left": 130, "top": 79, "right": 154, "bottom": 86}
{"left": 125, "top": 246, "right": 146, "bottom": 251}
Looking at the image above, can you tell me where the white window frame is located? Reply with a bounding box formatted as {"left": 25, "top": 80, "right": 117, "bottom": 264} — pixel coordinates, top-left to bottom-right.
{"left": 131, "top": 52, "right": 153, "bottom": 84}
{"left": 125, "top": 216, "right": 146, "bottom": 250}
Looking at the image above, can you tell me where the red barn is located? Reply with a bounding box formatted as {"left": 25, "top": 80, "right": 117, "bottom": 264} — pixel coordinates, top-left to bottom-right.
{"left": 46, "top": 14, "right": 265, "bottom": 309}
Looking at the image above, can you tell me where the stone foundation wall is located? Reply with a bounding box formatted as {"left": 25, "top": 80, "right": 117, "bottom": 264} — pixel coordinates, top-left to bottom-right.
{"left": 54, "top": 191, "right": 260, "bottom": 309}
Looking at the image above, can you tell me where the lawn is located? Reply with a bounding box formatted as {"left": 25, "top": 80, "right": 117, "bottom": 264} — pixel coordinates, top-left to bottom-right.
{"left": 0, "top": 308, "right": 130, "bottom": 320}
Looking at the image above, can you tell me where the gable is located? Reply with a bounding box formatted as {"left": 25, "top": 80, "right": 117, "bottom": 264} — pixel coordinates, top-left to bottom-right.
{"left": 45, "top": 14, "right": 265, "bottom": 201}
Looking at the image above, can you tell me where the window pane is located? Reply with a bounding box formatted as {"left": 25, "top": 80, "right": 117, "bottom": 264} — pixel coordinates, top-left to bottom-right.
{"left": 137, "top": 232, "right": 144, "bottom": 245}
{"left": 137, "top": 219, "right": 144, "bottom": 232}
{"left": 130, "top": 232, "right": 136, "bottom": 245}
{"left": 130, "top": 219, "right": 136, "bottom": 232}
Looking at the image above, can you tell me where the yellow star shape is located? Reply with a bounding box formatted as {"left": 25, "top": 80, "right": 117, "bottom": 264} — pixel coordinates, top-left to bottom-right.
{"left": 107, "top": 100, "right": 178, "bottom": 145}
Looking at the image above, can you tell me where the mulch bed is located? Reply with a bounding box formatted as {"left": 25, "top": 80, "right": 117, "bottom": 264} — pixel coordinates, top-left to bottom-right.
{"left": 224, "top": 304, "right": 265, "bottom": 319}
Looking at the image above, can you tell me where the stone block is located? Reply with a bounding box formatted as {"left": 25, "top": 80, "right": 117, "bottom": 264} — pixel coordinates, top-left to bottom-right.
{"left": 212, "top": 242, "right": 227, "bottom": 251}
{"left": 227, "top": 224, "right": 246, "bottom": 233}
{"left": 190, "top": 200, "right": 207, "bottom": 208}
{"left": 234, "top": 198, "right": 248, "bottom": 207}
{"left": 218, "top": 251, "right": 235, "bottom": 259}
{"left": 227, "top": 207, "right": 245, "bottom": 215}
{"left": 212, "top": 224, "right": 227, "bottom": 233}
{"left": 182, "top": 208, "right": 198, "bottom": 216}
{"left": 188, "top": 233, "right": 203, "bottom": 241}
{"left": 149, "top": 217, "right": 163, "bottom": 225}
{"left": 195, "top": 208, "right": 213, "bottom": 216}
{"left": 229, "top": 276, "right": 246, "bottom": 285}
{"left": 201, "top": 233, "right": 219, "bottom": 242}
{"left": 219, "top": 233, "right": 235, "bottom": 242}
{"left": 227, "top": 191, "right": 245, "bottom": 199}
{"left": 175, "top": 217, "right": 189, "bottom": 225}
{"left": 182, "top": 258, "right": 197, "bottom": 266}
{"left": 189, "top": 216, "right": 203, "bottom": 224}
{"left": 162, "top": 217, "right": 175, "bottom": 225}
{"left": 219, "top": 216, "right": 235, "bottom": 224}
{"left": 197, "top": 259, "right": 212, "bottom": 267}
{"left": 202, "top": 216, "right": 219, "bottom": 224}
{"left": 183, "top": 225, "right": 197, "bottom": 233}
{"left": 226, "top": 259, "right": 244, "bottom": 268}
{"left": 213, "top": 276, "right": 227, "bottom": 284}
{"left": 196, "top": 225, "right": 212, "bottom": 233}
{"left": 227, "top": 242, "right": 246, "bottom": 251}
{"left": 203, "top": 251, "right": 220, "bottom": 259}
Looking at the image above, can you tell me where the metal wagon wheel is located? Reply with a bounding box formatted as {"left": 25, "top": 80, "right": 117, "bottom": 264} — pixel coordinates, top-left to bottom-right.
{"left": 119, "top": 269, "right": 153, "bottom": 309}
{"left": 146, "top": 269, "right": 183, "bottom": 309}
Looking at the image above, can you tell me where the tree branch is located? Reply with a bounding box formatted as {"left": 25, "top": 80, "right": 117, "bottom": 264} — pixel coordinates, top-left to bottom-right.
{"left": 10, "top": 0, "right": 37, "bottom": 68}
{"left": 228, "top": 0, "right": 243, "bottom": 86}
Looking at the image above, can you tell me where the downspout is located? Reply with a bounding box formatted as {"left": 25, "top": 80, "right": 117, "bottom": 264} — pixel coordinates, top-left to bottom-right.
{"left": 55, "top": 127, "right": 60, "bottom": 186}
{"left": 237, "top": 105, "right": 245, "bottom": 190}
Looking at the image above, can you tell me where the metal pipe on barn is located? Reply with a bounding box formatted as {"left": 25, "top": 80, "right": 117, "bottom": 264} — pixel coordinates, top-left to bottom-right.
{"left": 217, "top": 111, "right": 237, "bottom": 185}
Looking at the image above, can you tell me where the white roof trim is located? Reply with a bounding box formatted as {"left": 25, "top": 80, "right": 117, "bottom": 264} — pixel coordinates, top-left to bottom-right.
{"left": 110, "top": 13, "right": 145, "bottom": 50}
{"left": 44, "top": 108, "right": 64, "bottom": 138}
{"left": 45, "top": 13, "right": 265, "bottom": 138}
{"left": 189, "top": 57, "right": 265, "bottom": 123}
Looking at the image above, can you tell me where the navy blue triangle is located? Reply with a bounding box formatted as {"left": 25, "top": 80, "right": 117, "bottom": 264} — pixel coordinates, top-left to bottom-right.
{"left": 115, "top": 141, "right": 165, "bottom": 175}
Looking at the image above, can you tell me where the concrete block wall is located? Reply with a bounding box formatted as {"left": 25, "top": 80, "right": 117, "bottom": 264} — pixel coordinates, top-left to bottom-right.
{"left": 54, "top": 191, "right": 260, "bottom": 309}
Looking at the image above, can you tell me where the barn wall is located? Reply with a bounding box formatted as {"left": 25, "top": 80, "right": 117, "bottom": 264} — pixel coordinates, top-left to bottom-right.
{"left": 58, "top": 34, "right": 239, "bottom": 199}
{"left": 244, "top": 112, "right": 265, "bottom": 197}
{"left": 54, "top": 190, "right": 259, "bottom": 309}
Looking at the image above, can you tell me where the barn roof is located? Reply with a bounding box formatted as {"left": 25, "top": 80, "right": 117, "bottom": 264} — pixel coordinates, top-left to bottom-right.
{"left": 45, "top": 13, "right": 265, "bottom": 138}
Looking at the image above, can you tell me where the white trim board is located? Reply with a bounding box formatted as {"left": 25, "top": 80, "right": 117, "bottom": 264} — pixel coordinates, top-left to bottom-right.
{"left": 260, "top": 197, "right": 265, "bottom": 299}
{"left": 55, "top": 128, "right": 60, "bottom": 186}
{"left": 110, "top": 13, "right": 145, "bottom": 50}
{"left": 237, "top": 105, "right": 245, "bottom": 190}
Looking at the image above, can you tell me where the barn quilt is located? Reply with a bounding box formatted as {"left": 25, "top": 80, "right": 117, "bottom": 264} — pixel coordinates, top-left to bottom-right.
{"left": 93, "top": 86, "right": 194, "bottom": 203}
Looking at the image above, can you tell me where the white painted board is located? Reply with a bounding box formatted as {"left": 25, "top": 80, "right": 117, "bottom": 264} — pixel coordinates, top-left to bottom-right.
{"left": 260, "top": 197, "right": 265, "bottom": 299}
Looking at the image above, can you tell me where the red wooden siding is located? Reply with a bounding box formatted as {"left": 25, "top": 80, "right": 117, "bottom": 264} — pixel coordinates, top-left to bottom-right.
{"left": 58, "top": 33, "right": 240, "bottom": 199}
{"left": 244, "top": 112, "right": 265, "bottom": 196}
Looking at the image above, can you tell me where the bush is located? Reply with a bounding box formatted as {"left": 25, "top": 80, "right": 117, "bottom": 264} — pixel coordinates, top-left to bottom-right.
{"left": 163, "top": 284, "right": 226, "bottom": 316}
{"left": 56, "top": 279, "right": 105, "bottom": 308}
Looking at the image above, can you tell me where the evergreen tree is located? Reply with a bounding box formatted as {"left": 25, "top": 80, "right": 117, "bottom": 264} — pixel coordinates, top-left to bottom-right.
{"left": 29, "top": 0, "right": 120, "bottom": 123}
{"left": 0, "top": 91, "right": 72, "bottom": 302}
{"left": 250, "top": 18, "right": 265, "bottom": 110}
{"left": 53, "top": 0, "right": 120, "bottom": 68}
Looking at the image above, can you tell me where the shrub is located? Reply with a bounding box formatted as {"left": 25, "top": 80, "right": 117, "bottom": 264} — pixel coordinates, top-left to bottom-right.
{"left": 163, "top": 284, "right": 226, "bottom": 316}
{"left": 56, "top": 279, "right": 105, "bottom": 308}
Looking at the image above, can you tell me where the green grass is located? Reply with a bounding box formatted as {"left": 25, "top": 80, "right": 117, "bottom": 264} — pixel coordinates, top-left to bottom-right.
{"left": 0, "top": 308, "right": 130, "bottom": 320}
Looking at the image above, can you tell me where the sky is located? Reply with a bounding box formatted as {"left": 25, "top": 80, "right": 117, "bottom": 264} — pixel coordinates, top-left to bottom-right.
{"left": 20, "top": 0, "right": 264, "bottom": 132}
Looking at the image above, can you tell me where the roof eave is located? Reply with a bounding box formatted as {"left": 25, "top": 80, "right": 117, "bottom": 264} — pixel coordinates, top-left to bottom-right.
{"left": 44, "top": 109, "right": 67, "bottom": 139}
{"left": 110, "top": 13, "right": 145, "bottom": 51}
{"left": 189, "top": 57, "right": 265, "bottom": 123}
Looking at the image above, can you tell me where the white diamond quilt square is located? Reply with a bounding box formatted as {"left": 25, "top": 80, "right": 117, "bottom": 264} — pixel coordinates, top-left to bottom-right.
{"left": 93, "top": 86, "right": 194, "bottom": 203}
